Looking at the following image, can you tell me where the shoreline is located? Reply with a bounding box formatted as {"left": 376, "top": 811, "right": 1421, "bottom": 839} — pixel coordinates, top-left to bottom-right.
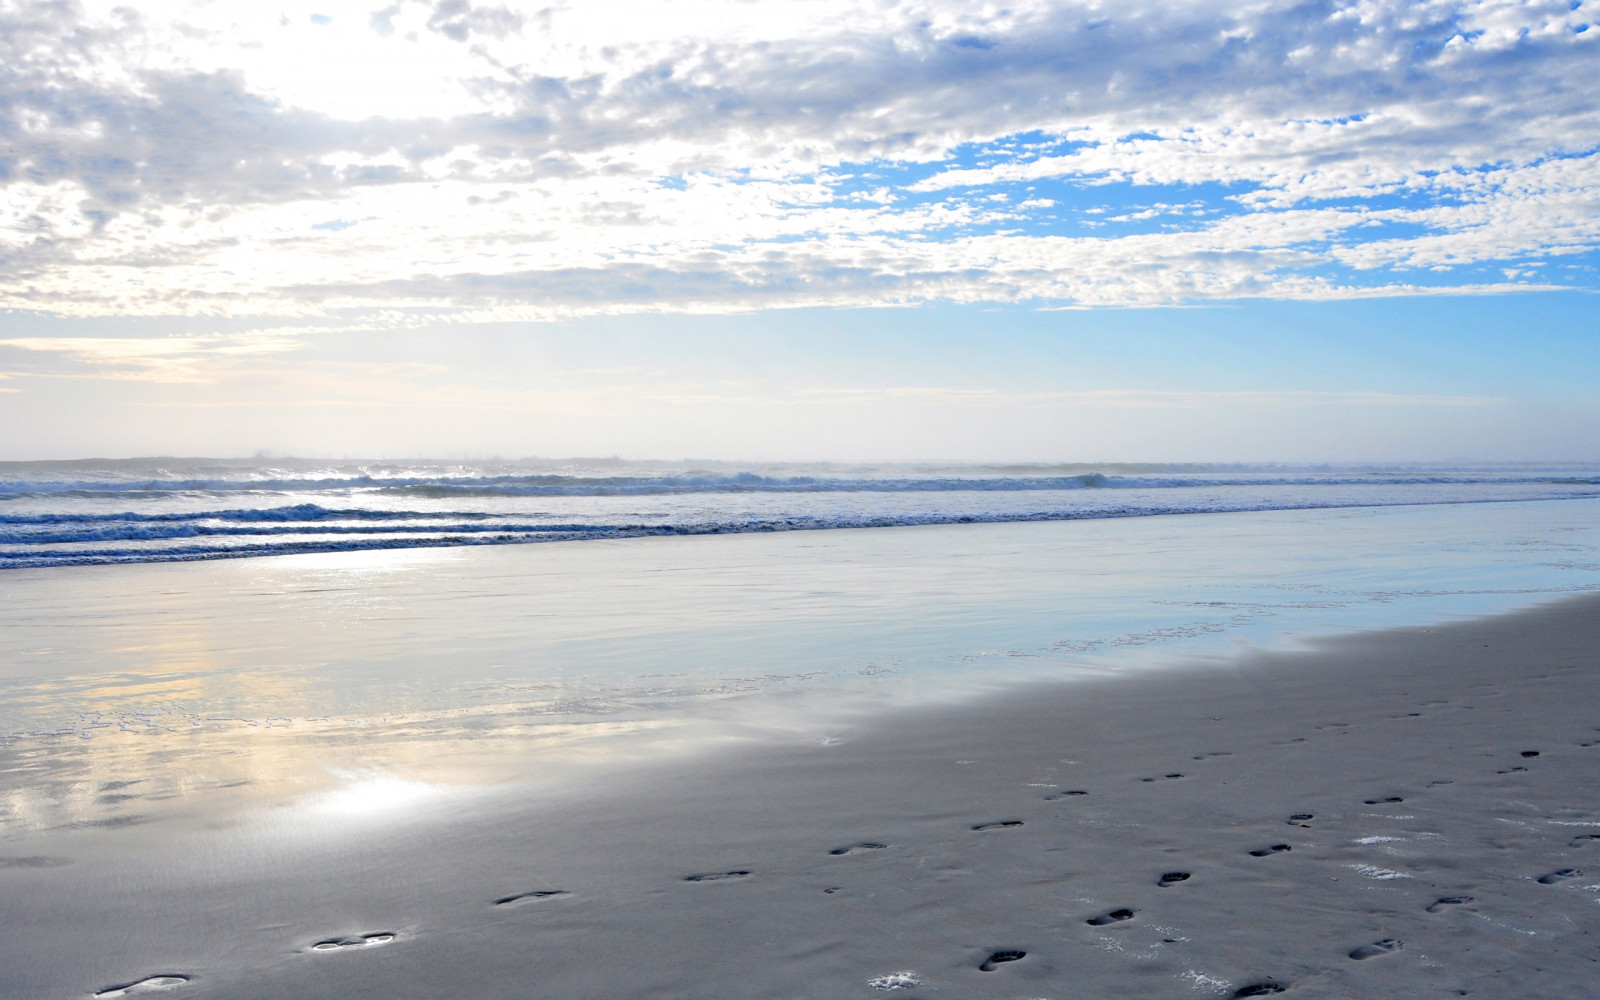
{"left": 3, "top": 594, "right": 1598, "bottom": 998}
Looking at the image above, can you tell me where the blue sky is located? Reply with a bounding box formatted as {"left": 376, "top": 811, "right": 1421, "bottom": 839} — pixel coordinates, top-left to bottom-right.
{"left": 0, "top": 0, "right": 1597, "bottom": 460}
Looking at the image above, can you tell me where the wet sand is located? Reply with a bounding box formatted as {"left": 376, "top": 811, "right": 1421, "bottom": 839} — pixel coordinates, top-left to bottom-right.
{"left": 4, "top": 595, "right": 1599, "bottom": 999}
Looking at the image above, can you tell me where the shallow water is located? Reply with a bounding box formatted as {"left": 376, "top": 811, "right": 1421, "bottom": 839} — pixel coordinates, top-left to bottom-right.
{"left": 1, "top": 497, "right": 1597, "bottom": 830}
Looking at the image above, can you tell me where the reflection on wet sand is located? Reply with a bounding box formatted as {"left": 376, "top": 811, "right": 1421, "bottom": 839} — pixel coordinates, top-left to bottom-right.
{"left": 0, "top": 702, "right": 749, "bottom": 835}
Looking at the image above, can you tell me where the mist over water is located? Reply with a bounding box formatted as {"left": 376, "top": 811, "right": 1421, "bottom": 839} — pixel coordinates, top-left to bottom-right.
{"left": 3, "top": 458, "right": 1597, "bottom": 568}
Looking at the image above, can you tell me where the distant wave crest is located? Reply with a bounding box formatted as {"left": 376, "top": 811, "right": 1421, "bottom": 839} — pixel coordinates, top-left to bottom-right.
{"left": 3, "top": 470, "right": 1599, "bottom": 501}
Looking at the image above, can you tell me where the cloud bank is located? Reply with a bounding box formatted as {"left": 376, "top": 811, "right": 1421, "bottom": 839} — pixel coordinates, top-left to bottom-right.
{"left": 1, "top": 0, "right": 1597, "bottom": 318}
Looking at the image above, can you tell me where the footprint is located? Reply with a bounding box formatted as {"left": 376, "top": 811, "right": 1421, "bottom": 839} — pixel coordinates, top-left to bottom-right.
{"left": 1086, "top": 908, "right": 1135, "bottom": 926}
{"left": 1537, "top": 868, "right": 1580, "bottom": 884}
{"left": 1363, "top": 797, "right": 1404, "bottom": 805}
{"left": 1497, "top": 766, "right": 1528, "bottom": 774}
{"left": 1349, "top": 938, "right": 1402, "bottom": 960}
{"left": 310, "top": 932, "right": 395, "bottom": 952}
{"left": 1140, "top": 773, "right": 1185, "bottom": 782}
{"left": 1250, "top": 844, "right": 1292, "bottom": 857}
{"left": 829, "top": 842, "right": 887, "bottom": 856}
{"left": 93, "top": 977, "right": 190, "bottom": 998}
{"left": 1520, "top": 750, "right": 1540, "bottom": 758}
{"left": 494, "top": 890, "right": 569, "bottom": 906}
{"left": 684, "top": 870, "right": 751, "bottom": 882}
{"left": 1158, "top": 871, "right": 1191, "bottom": 887}
{"left": 1286, "top": 813, "right": 1313, "bottom": 823}
{"left": 1428, "top": 780, "right": 1453, "bottom": 787}
{"left": 1568, "top": 834, "right": 1600, "bottom": 848}
{"left": 1426, "top": 895, "right": 1474, "bottom": 913}
{"left": 1044, "top": 790, "right": 1088, "bottom": 800}
{"left": 971, "top": 821, "right": 1023, "bottom": 832}
{"left": 1233, "top": 982, "right": 1286, "bottom": 996}
{"left": 978, "top": 949, "right": 1026, "bottom": 971}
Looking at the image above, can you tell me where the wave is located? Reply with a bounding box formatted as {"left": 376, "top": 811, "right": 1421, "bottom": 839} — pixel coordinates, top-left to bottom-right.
{"left": 4, "top": 459, "right": 1599, "bottom": 569}
{"left": 0, "top": 522, "right": 583, "bottom": 545}
{"left": 4, "top": 471, "right": 1600, "bottom": 501}
{"left": 0, "top": 504, "right": 489, "bottom": 525}
{"left": 1, "top": 472, "right": 1115, "bottom": 498}
{"left": 0, "top": 494, "right": 1582, "bottom": 569}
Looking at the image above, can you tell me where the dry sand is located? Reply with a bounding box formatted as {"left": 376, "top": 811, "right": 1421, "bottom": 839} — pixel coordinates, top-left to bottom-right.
{"left": 4, "top": 596, "right": 1599, "bottom": 999}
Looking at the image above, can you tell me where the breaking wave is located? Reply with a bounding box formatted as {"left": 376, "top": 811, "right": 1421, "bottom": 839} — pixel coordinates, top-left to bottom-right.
{"left": 3, "top": 459, "right": 1598, "bottom": 568}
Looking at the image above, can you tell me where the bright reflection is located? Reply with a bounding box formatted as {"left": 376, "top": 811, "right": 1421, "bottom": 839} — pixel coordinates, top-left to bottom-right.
{"left": 299, "top": 773, "right": 461, "bottom": 824}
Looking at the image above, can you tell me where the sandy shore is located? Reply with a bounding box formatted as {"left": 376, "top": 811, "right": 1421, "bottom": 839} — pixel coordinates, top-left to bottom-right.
{"left": 4, "top": 595, "right": 1599, "bottom": 999}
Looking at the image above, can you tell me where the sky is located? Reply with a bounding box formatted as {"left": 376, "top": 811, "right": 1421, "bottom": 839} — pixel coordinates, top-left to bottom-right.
{"left": 0, "top": 0, "right": 1597, "bottom": 461}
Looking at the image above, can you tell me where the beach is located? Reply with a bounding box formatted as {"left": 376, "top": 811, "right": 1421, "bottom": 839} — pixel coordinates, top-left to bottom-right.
{"left": 1, "top": 533, "right": 1597, "bottom": 998}
{"left": 8, "top": 0, "right": 1600, "bottom": 994}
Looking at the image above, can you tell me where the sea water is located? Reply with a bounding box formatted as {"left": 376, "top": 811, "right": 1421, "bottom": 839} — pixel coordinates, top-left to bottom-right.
{"left": 2, "top": 466, "right": 1598, "bottom": 830}
{"left": 3, "top": 458, "right": 1597, "bottom": 568}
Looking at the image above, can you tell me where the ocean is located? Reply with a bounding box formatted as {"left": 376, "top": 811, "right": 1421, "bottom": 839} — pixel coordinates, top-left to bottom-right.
{"left": 3, "top": 457, "right": 1598, "bottom": 568}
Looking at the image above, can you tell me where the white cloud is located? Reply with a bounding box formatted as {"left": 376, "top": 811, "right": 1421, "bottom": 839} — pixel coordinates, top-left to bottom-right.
{"left": 0, "top": 0, "right": 1595, "bottom": 318}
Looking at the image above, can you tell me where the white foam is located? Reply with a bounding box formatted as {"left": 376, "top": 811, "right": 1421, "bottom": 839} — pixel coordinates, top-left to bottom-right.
{"left": 867, "top": 970, "right": 922, "bottom": 990}
{"left": 1181, "top": 969, "right": 1232, "bottom": 995}
{"left": 1347, "top": 864, "right": 1412, "bottom": 880}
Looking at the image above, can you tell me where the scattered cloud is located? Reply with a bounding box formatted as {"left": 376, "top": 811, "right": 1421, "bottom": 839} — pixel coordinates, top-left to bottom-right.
{"left": 0, "top": 0, "right": 1596, "bottom": 319}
